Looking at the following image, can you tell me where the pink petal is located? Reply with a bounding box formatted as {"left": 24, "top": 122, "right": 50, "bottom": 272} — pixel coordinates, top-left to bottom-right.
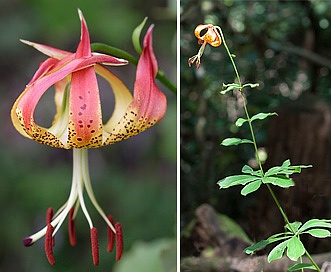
{"left": 76, "top": 9, "right": 91, "bottom": 58}
{"left": 132, "top": 25, "right": 167, "bottom": 124}
{"left": 12, "top": 54, "right": 114, "bottom": 148}
{"left": 27, "top": 57, "right": 58, "bottom": 86}
{"left": 66, "top": 10, "right": 102, "bottom": 148}
{"left": 67, "top": 66, "right": 103, "bottom": 147}
{"left": 103, "top": 26, "right": 167, "bottom": 145}
{"left": 20, "top": 39, "right": 71, "bottom": 60}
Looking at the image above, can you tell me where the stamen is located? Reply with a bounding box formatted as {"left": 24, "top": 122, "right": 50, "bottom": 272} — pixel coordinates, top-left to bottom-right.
{"left": 68, "top": 207, "right": 77, "bottom": 246}
{"left": 115, "top": 223, "right": 123, "bottom": 261}
{"left": 81, "top": 148, "right": 116, "bottom": 233}
{"left": 45, "top": 224, "right": 55, "bottom": 265}
{"left": 46, "top": 208, "right": 53, "bottom": 224}
{"left": 90, "top": 227, "right": 99, "bottom": 266}
{"left": 75, "top": 149, "right": 93, "bottom": 229}
{"left": 46, "top": 208, "right": 55, "bottom": 246}
{"left": 107, "top": 215, "right": 115, "bottom": 252}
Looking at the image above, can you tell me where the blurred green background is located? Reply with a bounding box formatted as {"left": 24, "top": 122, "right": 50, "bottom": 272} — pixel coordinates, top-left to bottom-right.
{"left": 181, "top": 0, "right": 331, "bottom": 258}
{"left": 0, "top": 0, "right": 176, "bottom": 271}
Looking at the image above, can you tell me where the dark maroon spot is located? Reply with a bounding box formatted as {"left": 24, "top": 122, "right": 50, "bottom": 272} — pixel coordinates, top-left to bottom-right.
{"left": 77, "top": 138, "right": 82, "bottom": 141}
{"left": 78, "top": 112, "right": 83, "bottom": 116}
{"left": 80, "top": 104, "right": 87, "bottom": 110}
{"left": 78, "top": 96, "right": 83, "bottom": 100}
{"left": 91, "top": 130, "right": 95, "bottom": 133}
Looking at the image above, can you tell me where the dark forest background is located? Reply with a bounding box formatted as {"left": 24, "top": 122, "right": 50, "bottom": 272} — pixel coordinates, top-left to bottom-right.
{"left": 181, "top": 0, "right": 331, "bottom": 261}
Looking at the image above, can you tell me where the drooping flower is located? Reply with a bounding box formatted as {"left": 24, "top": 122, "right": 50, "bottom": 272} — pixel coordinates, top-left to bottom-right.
{"left": 11, "top": 9, "right": 167, "bottom": 265}
{"left": 188, "top": 24, "right": 223, "bottom": 69}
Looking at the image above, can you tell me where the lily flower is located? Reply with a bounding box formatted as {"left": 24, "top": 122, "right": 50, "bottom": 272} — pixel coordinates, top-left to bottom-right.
{"left": 11, "top": 9, "right": 166, "bottom": 266}
{"left": 188, "top": 24, "right": 222, "bottom": 69}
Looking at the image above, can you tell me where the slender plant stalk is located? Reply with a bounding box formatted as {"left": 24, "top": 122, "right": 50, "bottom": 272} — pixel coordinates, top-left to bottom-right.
{"left": 218, "top": 27, "right": 321, "bottom": 272}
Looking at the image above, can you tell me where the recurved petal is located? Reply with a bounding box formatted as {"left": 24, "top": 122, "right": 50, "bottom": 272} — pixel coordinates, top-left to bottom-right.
{"left": 21, "top": 39, "right": 126, "bottom": 66}
{"left": 103, "top": 25, "right": 166, "bottom": 145}
{"left": 132, "top": 25, "right": 166, "bottom": 124}
{"left": 27, "top": 57, "right": 59, "bottom": 87}
{"left": 76, "top": 9, "right": 92, "bottom": 58}
{"left": 11, "top": 54, "right": 111, "bottom": 148}
{"left": 95, "top": 65, "right": 133, "bottom": 142}
{"left": 194, "top": 24, "right": 222, "bottom": 47}
{"left": 67, "top": 65, "right": 103, "bottom": 148}
{"left": 20, "top": 39, "right": 72, "bottom": 60}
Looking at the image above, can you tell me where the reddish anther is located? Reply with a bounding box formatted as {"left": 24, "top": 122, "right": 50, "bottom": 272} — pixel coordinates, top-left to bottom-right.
{"left": 45, "top": 223, "right": 55, "bottom": 265}
{"left": 107, "top": 215, "right": 115, "bottom": 252}
{"left": 68, "top": 207, "right": 76, "bottom": 246}
{"left": 90, "top": 227, "right": 99, "bottom": 266}
{"left": 46, "top": 208, "right": 53, "bottom": 224}
{"left": 115, "top": 223, "right": 123, "bottom": 261}
{"left": 46, "top": 208, "right": 55, "bottom": 246}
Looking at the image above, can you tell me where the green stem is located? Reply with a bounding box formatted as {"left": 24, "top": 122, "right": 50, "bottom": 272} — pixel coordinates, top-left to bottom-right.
{"left": 266, "top": 184, "right": 291, "bottom": 227}
{"left": 219, "top": 26, "right": 321, "bottom": 272}
{"left": 91, "top": 43, "right": 177, "bottom": 94}
{"left": 240, "top": 92, "right": 264, "bottom": 174}
{"left": 219, "top": 26, "right": 264, "bottom": 174}
{"left": 305, "top": 250, "right": 321, "bottom": 272}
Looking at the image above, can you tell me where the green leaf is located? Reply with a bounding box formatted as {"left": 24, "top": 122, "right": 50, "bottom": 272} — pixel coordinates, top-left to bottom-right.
{"left": 305, "top": 228, "right": 331, "bottom": 238}
{"left": 244, "top": 236, "right": 288, "bottom": 254}
{"left": 241, "top": 180, "right": 262, "bottom": 196}
{"left": 242, "top": 82, "right": 259, "bottom": 89}
{"left": 287, "top": 236, "right": 305, "bottom": 261}
{"left": 299, "top": 219, "right": 331, "bottom": 233}
{"left": 262, "top": 176, "right": 294, "bottom": 188}
{"left": 281, "top": 159, "right": 291, "bottom": 168}
{"left": 241, "top": 165, "right": 254, "bottom": 174}
{"left": 221, "top": 138, "right": 253, "bottom": 146}
{"left": 241, "top": 165, "right": 263, "bottom": 177}
{"left": 285, "top": 222, "right": 302, "bottom": 233}
{"left": 267, "top": 240, "right": 289, "bottom": 262}
{"left": 132, "top": 17, "right": 148, "bottom": 54}
{"left": 235, "top": 118, "right": 248, "bottom": 127}
{"left": 265, "top": 159, "right": 291, "bottom": 176}
{"left": 244, "top": 240, "right": 270, "bottom": 254}
{"left": 221, "top": 83, "right": 241, "bottom": 94}
{"left": 217, "top": 175, "right": 259, "bottom": 188}
{"left": 287, "top": 165, "right": 312, "bottom": 174}
{"left": 250, "top": 112, "right": 278, "bottom": 122}
{"left": 265, "top": 159, "right": 312, "bottom": 176}
{"left": 288, "top": 263, "right": 317, "bottom": 271}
